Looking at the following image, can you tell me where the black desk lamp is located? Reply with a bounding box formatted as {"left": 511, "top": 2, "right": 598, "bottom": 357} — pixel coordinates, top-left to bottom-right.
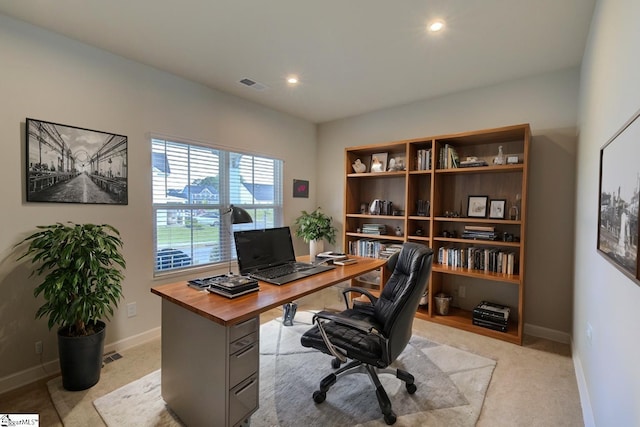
{"left": 226, "top": 205, "right": 252, "bottom": 275}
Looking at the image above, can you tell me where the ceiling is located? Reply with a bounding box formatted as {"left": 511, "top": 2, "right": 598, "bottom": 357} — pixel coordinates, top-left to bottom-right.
{"left": 0, "top": 0, "right": 595, "bottom": 124}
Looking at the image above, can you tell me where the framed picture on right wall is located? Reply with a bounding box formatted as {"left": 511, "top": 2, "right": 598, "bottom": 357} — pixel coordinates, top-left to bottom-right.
{"left": 597, "top": 108, "right": 640, "bottom": 284}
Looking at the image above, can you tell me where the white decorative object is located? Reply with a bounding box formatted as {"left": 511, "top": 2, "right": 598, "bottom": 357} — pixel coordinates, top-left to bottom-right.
{"left": 493, "top": 146, "right": 505, "bottom": 165}
{"left": 309, "top": 239, "right": 324, "bottom": 260}
{"left": 352, "top": 159, "right": 366, "bottom": 173}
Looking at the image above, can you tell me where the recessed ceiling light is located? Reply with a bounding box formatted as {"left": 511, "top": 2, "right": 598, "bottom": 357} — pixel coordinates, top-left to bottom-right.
{"left": 286, "top": 75, "right": 299, "bottom": 85}
{"left": 428, "top": 20, "right": 445, "bottom": 32}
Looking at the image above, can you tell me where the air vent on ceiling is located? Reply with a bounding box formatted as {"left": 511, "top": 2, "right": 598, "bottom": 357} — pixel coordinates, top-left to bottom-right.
{"left": 239, "top": 78, "right": 269, "bottom": 91}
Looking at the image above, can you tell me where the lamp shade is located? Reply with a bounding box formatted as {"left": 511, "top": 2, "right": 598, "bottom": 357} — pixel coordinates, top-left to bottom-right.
{"left": 229, "top": 205, "right": 253, "bottom": 224}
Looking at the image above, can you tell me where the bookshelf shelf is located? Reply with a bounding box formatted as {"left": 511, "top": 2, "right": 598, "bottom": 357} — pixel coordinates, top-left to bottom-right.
{"left": 343, "top": 124, "right": 530, "bottom": 344}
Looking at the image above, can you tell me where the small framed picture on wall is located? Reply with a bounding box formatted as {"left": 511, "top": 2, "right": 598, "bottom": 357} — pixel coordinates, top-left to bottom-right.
{"left": 293, "top": 179, "right": 309, "bottom": 198}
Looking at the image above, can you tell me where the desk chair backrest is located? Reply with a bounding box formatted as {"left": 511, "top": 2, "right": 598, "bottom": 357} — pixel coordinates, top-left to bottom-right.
{"left": 373, "top": 243, "right": 433, "bottom": 363}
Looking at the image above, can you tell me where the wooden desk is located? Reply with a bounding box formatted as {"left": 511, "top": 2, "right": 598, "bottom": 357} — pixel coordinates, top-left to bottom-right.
{"left": 151, "top": 256, "right": 386, "bottom": 427}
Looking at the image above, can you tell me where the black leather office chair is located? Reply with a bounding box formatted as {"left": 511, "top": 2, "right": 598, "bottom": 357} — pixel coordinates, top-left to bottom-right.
{"left": 300, "top": 242, "right": 433, "bottom": 425}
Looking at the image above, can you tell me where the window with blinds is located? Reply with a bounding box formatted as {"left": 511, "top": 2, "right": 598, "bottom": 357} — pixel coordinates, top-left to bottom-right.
{"left": 152, "top": 137, "right": 283, "bottom": 274}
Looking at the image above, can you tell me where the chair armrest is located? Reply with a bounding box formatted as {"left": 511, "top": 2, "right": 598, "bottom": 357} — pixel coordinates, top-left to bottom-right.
{"left": 341, "top": 287, "right": 378, "bottom": 308}
{"left": 313, "top": 310, "right": 379, "bottom": 334}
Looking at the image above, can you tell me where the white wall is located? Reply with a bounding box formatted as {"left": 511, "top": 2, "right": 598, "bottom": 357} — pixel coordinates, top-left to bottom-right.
{"left": 317, "top": 68, "right": 580, "bottom": 339}
{"left": 0, "top": 14, "right": 317, "bottom": 392}
{"left": 574, "top": 0, "right": 640, "bottom": 425}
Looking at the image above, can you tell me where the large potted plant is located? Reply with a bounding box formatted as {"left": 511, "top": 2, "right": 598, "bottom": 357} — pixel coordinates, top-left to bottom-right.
{"left": 294, "top": 208, "right": 337, "bottom": 259}
{"left": 16, "top": 222, "right": 126, "bottom": 391}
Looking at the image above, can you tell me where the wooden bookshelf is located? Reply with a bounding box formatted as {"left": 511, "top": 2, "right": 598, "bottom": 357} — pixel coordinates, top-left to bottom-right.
{"left": 343, "top": 124, "right": 530, "bottom": 344}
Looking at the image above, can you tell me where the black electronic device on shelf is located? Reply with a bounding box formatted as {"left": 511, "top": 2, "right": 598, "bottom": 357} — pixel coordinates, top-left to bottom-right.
{"left": 472, "top": 301, "right": 510, "bottom": 332}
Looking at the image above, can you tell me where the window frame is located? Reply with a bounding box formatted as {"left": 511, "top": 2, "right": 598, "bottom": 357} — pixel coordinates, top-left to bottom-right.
{"left": 151, "top": 135, "right": 283, "bottom": 275}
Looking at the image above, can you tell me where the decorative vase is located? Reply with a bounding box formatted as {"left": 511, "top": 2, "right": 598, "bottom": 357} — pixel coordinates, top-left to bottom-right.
{"left": 309, "top": 239, "right": 324, "bottom": 261}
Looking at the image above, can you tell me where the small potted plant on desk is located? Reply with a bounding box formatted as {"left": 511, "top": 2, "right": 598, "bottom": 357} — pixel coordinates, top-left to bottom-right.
{"left": 294, "top": 207, "right": 337, "bottom": 260}
{"left": 16, "top": 222, "right": 126, "bottom": 391}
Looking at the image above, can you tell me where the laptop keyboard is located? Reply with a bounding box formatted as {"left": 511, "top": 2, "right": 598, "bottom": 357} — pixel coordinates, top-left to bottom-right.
{"left": 253, "top": 263, "right": 311, "bottom": 279}
{"left": 254, "top": 264, "right": 295, "bottom": 279}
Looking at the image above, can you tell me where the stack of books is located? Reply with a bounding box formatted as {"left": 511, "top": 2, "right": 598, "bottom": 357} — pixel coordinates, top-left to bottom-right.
{"left": 472, "top": 301, "right": 510, "bottom": 332}
{"left": 379, "top": 243, "right": 403, "bottom": 259}
{"left": 459, "top": 158, "right": 488, "bottom": 168}
{"left": 462, "top": 225, "right": 498, "bottom": 241}
{"left": 189, "top": 275, "right": 259, "bottom": 299}
{"left": 362, "top": 224, "right": 387, "bottom": 235}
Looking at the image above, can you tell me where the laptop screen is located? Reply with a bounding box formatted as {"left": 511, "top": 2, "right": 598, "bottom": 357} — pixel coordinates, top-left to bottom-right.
{"left": 234, "top": 227, "right": 297, "bottom": 275}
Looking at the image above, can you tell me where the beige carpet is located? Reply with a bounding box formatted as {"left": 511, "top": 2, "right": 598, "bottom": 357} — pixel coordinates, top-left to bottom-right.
{"left": 90, "top": 314, "right": 495, "bottom": 427}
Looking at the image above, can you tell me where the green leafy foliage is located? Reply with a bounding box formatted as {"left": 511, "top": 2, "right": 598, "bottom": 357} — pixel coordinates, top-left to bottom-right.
{"left": 294, "top": 208, "right": 337, "bottom": 244}
{"left": 16, "top": 223, "right": 126, "bottom": 337}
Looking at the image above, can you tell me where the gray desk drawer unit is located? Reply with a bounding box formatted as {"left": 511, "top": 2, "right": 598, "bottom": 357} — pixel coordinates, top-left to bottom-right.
{"left": 161, "top": 300, "right": 259, "bottom": 426}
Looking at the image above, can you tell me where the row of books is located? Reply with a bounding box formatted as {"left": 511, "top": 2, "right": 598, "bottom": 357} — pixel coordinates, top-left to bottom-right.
{"left": 439, "top": 144, "right": 460, "bottom": 169}
{"left": 472, "top": 301, "right": 511, "bottom": 332}
{"left": 437, "top": 246, "right": 518, "bottom": 275}
{"left": 416, "top": 149, "right": 432, "bottom": 171}
{"left": 348, "top": 239, "right": 397, "bottom": 259}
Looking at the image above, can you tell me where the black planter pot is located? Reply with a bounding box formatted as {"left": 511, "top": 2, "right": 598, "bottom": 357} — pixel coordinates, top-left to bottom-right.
{"left": 57, "top": 320, "right": 106, "bottom": 391}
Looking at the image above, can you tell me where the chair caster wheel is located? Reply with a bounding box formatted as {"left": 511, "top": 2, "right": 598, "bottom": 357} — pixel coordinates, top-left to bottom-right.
{"left": 331, "top": 358, "right": 341, "bottom": 369}
{"left": 313, "top": 390, "right": 326, "bottom": 403}
{"left": 384, "top": 412, "right": 397, "bottom": 425}
{"left": 406, "top": 383, "right": 417, "bottom": 394}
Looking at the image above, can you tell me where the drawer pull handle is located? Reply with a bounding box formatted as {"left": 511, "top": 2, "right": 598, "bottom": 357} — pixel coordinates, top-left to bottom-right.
{"left": 235, "top": 345, "right": 255, "bottom": 358}
{"left": 236, "top": 318, "right": 257, "bottom": 328}
{"left": 235, "top": 379, "right": 256, "bottom": 395}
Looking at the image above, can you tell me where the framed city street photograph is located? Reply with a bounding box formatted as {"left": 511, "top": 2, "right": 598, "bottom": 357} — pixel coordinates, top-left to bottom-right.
{"left": 467, "top": 195, "right": 488, "bottom": 218}
{"left": 597, "top": 108, "right": 640, "bottom": 284}
{"left": 26, "top": 118, "right": 128, "bottom": 204}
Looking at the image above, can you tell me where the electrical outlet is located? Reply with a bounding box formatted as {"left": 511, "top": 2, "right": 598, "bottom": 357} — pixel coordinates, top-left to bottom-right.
{"left": 458, "top": 285, "right": 466, "bottom": 298}
{"left": 35, "top": 341, "right": 43, "bottom": 354}
{"left": 127, "top": 302, "right": 137, "bottom": 318}
{"left": 586, "top": 322, "right": 593, "bottom": 347}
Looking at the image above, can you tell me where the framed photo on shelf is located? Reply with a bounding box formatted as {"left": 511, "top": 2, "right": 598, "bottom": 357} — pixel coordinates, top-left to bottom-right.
{"left": 597, "top": 108, "right": 640, "bottom": 284}
{"left": 467, "top": 195, "right": 488, "bottom": 218}
{"left": 370, "top": 152, "right": 388, "bottom": 173}
{"left": 388, "top": 155, "right": 406, "bottom": 171}
{"left": 489, "top": 199, "right": 507, "bottom": 219}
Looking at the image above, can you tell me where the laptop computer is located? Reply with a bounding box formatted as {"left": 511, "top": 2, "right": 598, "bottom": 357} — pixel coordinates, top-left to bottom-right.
{"left": 233, "top": 226, "right": 334, "bottom": 285}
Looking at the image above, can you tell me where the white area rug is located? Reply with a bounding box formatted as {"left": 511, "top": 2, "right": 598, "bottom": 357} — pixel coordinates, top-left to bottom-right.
{"left": 93, "top": 314, "right": 495, "bottom": 427}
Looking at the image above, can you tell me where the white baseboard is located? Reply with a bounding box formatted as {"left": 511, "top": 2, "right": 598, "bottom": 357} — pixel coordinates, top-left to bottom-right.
{"left": 104, "top": 326, "right": 161, "bottom": 355}
{"left": 572, "top": 341, "right": 596, "bottom": 427}
{"left": 0, "top": 327, "right": 161, "bottom": 395}
{"left": 524, "top": 322, "right": 571, "bottom": 344}
{"left": 0, "top": 359, "right": 60, "bottom": 396}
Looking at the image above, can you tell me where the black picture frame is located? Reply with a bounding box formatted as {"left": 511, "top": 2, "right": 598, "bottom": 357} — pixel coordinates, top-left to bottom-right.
{"left": 293, "top": 179, "right": 309, "bottom": 198}
{"left": 489, "top": 199, "right": 507, "bottom": 219}
{"left": 597, "top": 109, "right": 640, "bottom": 284}
{"left": 26, "top": 118, "right": 128, "bottom": 204}
{"left": 467, "top": 195, "right": 488, "bottom": 218}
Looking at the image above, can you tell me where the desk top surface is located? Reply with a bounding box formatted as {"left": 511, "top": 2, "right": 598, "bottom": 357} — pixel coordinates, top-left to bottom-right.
{"left": 151, "top": 256, "right": 385, "bottom": 326}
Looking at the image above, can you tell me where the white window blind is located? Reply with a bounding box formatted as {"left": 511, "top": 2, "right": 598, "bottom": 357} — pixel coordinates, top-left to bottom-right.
{"left": 152, "top": 137, "right": 283, "bottom": 273}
